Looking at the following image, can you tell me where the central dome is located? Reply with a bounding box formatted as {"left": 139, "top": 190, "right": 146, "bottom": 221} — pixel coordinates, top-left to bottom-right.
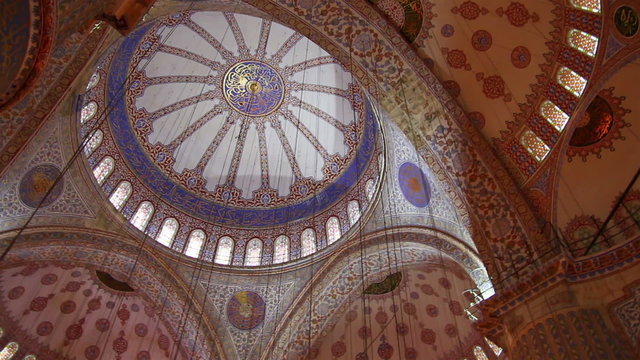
{"left": 81, "top": 10, "right": 382, "bottom": 266}
{"left": 117, "top": 11, "right": 373, "bottom": 215}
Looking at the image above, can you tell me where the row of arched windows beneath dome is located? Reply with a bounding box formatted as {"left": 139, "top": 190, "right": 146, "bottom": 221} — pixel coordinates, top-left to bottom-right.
{"left": 89, "top": 155, "right": 376, "bottom": 265}
{"left": 519, "top": 0, "right": 601, "bottom": 163}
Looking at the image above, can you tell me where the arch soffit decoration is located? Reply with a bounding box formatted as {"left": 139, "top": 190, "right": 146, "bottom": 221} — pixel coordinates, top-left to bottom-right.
{"left": 0, "top": 229, "right": 226, "bottom": 360}
{"left": 98, "top": 0, "right": 540, "bottom": 279}
{"left": 262, "top": 227, "right": 485, "bottom": 359}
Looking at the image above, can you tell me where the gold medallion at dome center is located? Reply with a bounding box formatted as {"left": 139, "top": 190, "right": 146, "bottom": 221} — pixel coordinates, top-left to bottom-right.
{"left": 223, "top": 61, "right": 285, "bottom": 117}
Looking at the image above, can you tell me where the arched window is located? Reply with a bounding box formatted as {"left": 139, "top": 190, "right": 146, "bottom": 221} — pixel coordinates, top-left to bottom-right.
{"left": 130, "top": 201, "right": 154, "bottom": 232}
{"left": 567, "top": 29, "right": 598, "bottom": 57}
{"left": 557, "top": 67, "right": 587, "bottom": 97}
{"left": 301, "top": 228, "right": 316, "bottom": 257}
{"left": 156, "top": 218, "right": 179, "bottom": 247}
{"left": 347, "top": 200, "right": 361, "bottom": 225}
{"left": 214, "top": 236, "right": 234, "bottom": 265}
{"left": 365, "top": 178, "right": 376, "bottom": 201}
{"left": 326, "top": 216, "right": 341, "bottom": 244}
{"left": 485, "top": 337, "right": 503, "bottom": 356}
{"left": 83, "top": 129, "right": 103, "bottom": 155}
{"left": 0, "top": 342, "right": 19, "bottom": 359}
{"left": 80, "top": 101, "right": 98, "bottom": 124}
{"left": 540, "top": 100, "right": 570, "bottom": 131}
{"left": 569, "top": 0, "right": 600, "bottom": 13}
{"left": 93, "top": 156, "right": 114, "bottom": 185}
{"left": 521, "top": 130, "right": 550, "bottom": 162}
{"left": 245, "top": 238, "right": 263, "bottom": 266}
{"left": 23, "top": 356, "right": 37, "bottom": 360}
{"left": 86, "top": 72, "right": 100, "bottom": 91}
{"left": 185, "top": 229, "right": 206, "bottom": 258}
{"left": 273, "top": 235, "right": 290, "bottom": 264}
{"left": 109, "top": 181, "right": 132, "bottom": 211}
{"left": 473, "top": 346, "right": 489, "bottom": 360}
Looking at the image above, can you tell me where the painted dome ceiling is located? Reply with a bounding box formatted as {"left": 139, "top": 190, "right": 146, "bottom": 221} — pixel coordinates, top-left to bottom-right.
{"left": 80, "top": 11, "right": 382, "bottom": 265}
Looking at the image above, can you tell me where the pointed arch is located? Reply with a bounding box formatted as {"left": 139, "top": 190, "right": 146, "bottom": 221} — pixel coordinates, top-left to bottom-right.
{"left": 326, "top": 216, "right": 341, "bottom": 244}
{"left": 214, "top": 236, "right": 234, "bottom": 265}
{"left": 93, "top": 156, "right": 114, "bottom": 185}
{"left": 80, "top": 101, "right": 97, "bottom": 124}
{"left": 567, "top": 29, "right": 598, "bottom": 57}
{"left": 347, "top": 200, "right": 361, "bottom": 225}
{"left": 301, "top": 228, "right": 316, "bottom": 257}
{"left": 520, "top": 130, "right": 550, "bottom": 162}
{"left": 156, "top": 218, "right": 179, "bottom": 247}
{"left": 365, "top": 178, "right": 376, "bottom": 201}
{"left": 130, "top": 201, "right": 154, "bottom": 232}
{"left": 185, "top": 229, "right": 206, "bottom": 258}
{"left": 0, "top": 342, "right": 19, "bottom": 359}
{"left": 273, "top": 235, "right": 290, "bottom": 264}
{"left": 109, "top": 181, "right": 132, "bottom": 210}
{"left": 245, "top": 238, "right": 263, "bottom": 266}
{"left": 557, "top": 67, "right": 587, "bottom": 97}
{"left": 83, "top": 129, "right": 103, "bottom": 155}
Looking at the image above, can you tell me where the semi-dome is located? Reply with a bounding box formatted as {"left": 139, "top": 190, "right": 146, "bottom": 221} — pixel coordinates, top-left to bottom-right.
{"left": 79, "top": 10, "right": 383, "bottom": 267}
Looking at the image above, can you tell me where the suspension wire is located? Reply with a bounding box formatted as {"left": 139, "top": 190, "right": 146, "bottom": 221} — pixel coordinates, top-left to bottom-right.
{"left": 254, "top": 13, "right": 278, "bottom": 359}
{"left": 344, "top": 14, "right": 373, "bottom": 359}
{"left": 94, "top": 10, "right": 201, "bottom": 360}
{"left": 0, "top": 8, "right": 194, "bottom": 358}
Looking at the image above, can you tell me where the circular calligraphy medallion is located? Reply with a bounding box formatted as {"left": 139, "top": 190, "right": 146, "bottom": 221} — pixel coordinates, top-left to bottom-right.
{"left": 398, "top": 162, "right": 431, "bottom": 208}
{"left": 226, "top": 291, "right": 266, "bottom": 330}
{"left": 615, "top": 6, "right": 639, "bottom": 38}
{"left": 19, "top": 164, "right": 64, "bottom": 208}
{"left": 223, "top": 61, "right": 285, "bottom": 117}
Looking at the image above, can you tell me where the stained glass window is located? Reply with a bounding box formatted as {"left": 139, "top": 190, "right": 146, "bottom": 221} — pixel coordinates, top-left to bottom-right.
{"left": 485, "top": 337, "right": 503, "bottom": 356}
{"left": 93, "top": 156, "right": 114, "bottom": 185}
{"left": 0, "top": 342, "right": 18, "bottom": 360}
{"left": 558, "top": 67, "right": 587, "bottom": 97}
{"left": 473, "top": 346, "right": 489, "bottom": 360}
{"left": 185, "top": 229, "right": 206, "bottom": 258}
{"left": 521, "top": 130, "right": 550, "bottom": 162}
{"left": 83, "top": 129, "right": 103, "bottom": 155}
{"left": 156, "top": 218, "right": 179, "bottom": 247}
{"left": 244, "top": 238, "right": 262, "bottom": 266}
{"left": 80, "top": 101, "right": 98, "bottom": 124}
{"left": 301, "top": 228, "right": 316, "bottom": 257}
{"left": 540, "top": 100, "right": 570, "bottom": 131}
{"left": 347, "top": 200, "right": 361, "bottom": 225}
{"left": 109, "top": 181, "right": 132, "bottom": 211}
{"left": 365, "top": 179, "right": 376, "bottom": 201}
{"left": 0, "top": 327, "right": 3, "bottom": 338}
{"left": 568, "top": 29, "right": 599, "bottom": 57}
{"left": 214, "top": 236, "right": 234, "bottom": 265}
{"left": 131, "top": 201, "right": 154, "bottom": 232}
{"left": 326, "top": 216, "right": 341, "bottom": 244}
{"left": 569, "top": 0, "right": 600, "bottom": 13}
{"left": 86, "top": 72, "right": 100, "bottom": 91}
{"left": 273, "top": 235, "right": 290, "bottom": 264}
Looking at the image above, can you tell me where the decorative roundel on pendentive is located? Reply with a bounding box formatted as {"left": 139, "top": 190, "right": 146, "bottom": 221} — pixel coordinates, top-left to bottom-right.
{"left": 18, "top": 164, "right": 64, "bottom": 208}
{"left": 226, "top": 291, "right": 266, "bottom": 330}
{"left": 614, "top": 5, "right": 639, "bottom": 38}
{"left": 223, "top": 61, "right": 285, "bottom": 117}
{"left": 398, "top": 162, "right": 431, "bottom": 208}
